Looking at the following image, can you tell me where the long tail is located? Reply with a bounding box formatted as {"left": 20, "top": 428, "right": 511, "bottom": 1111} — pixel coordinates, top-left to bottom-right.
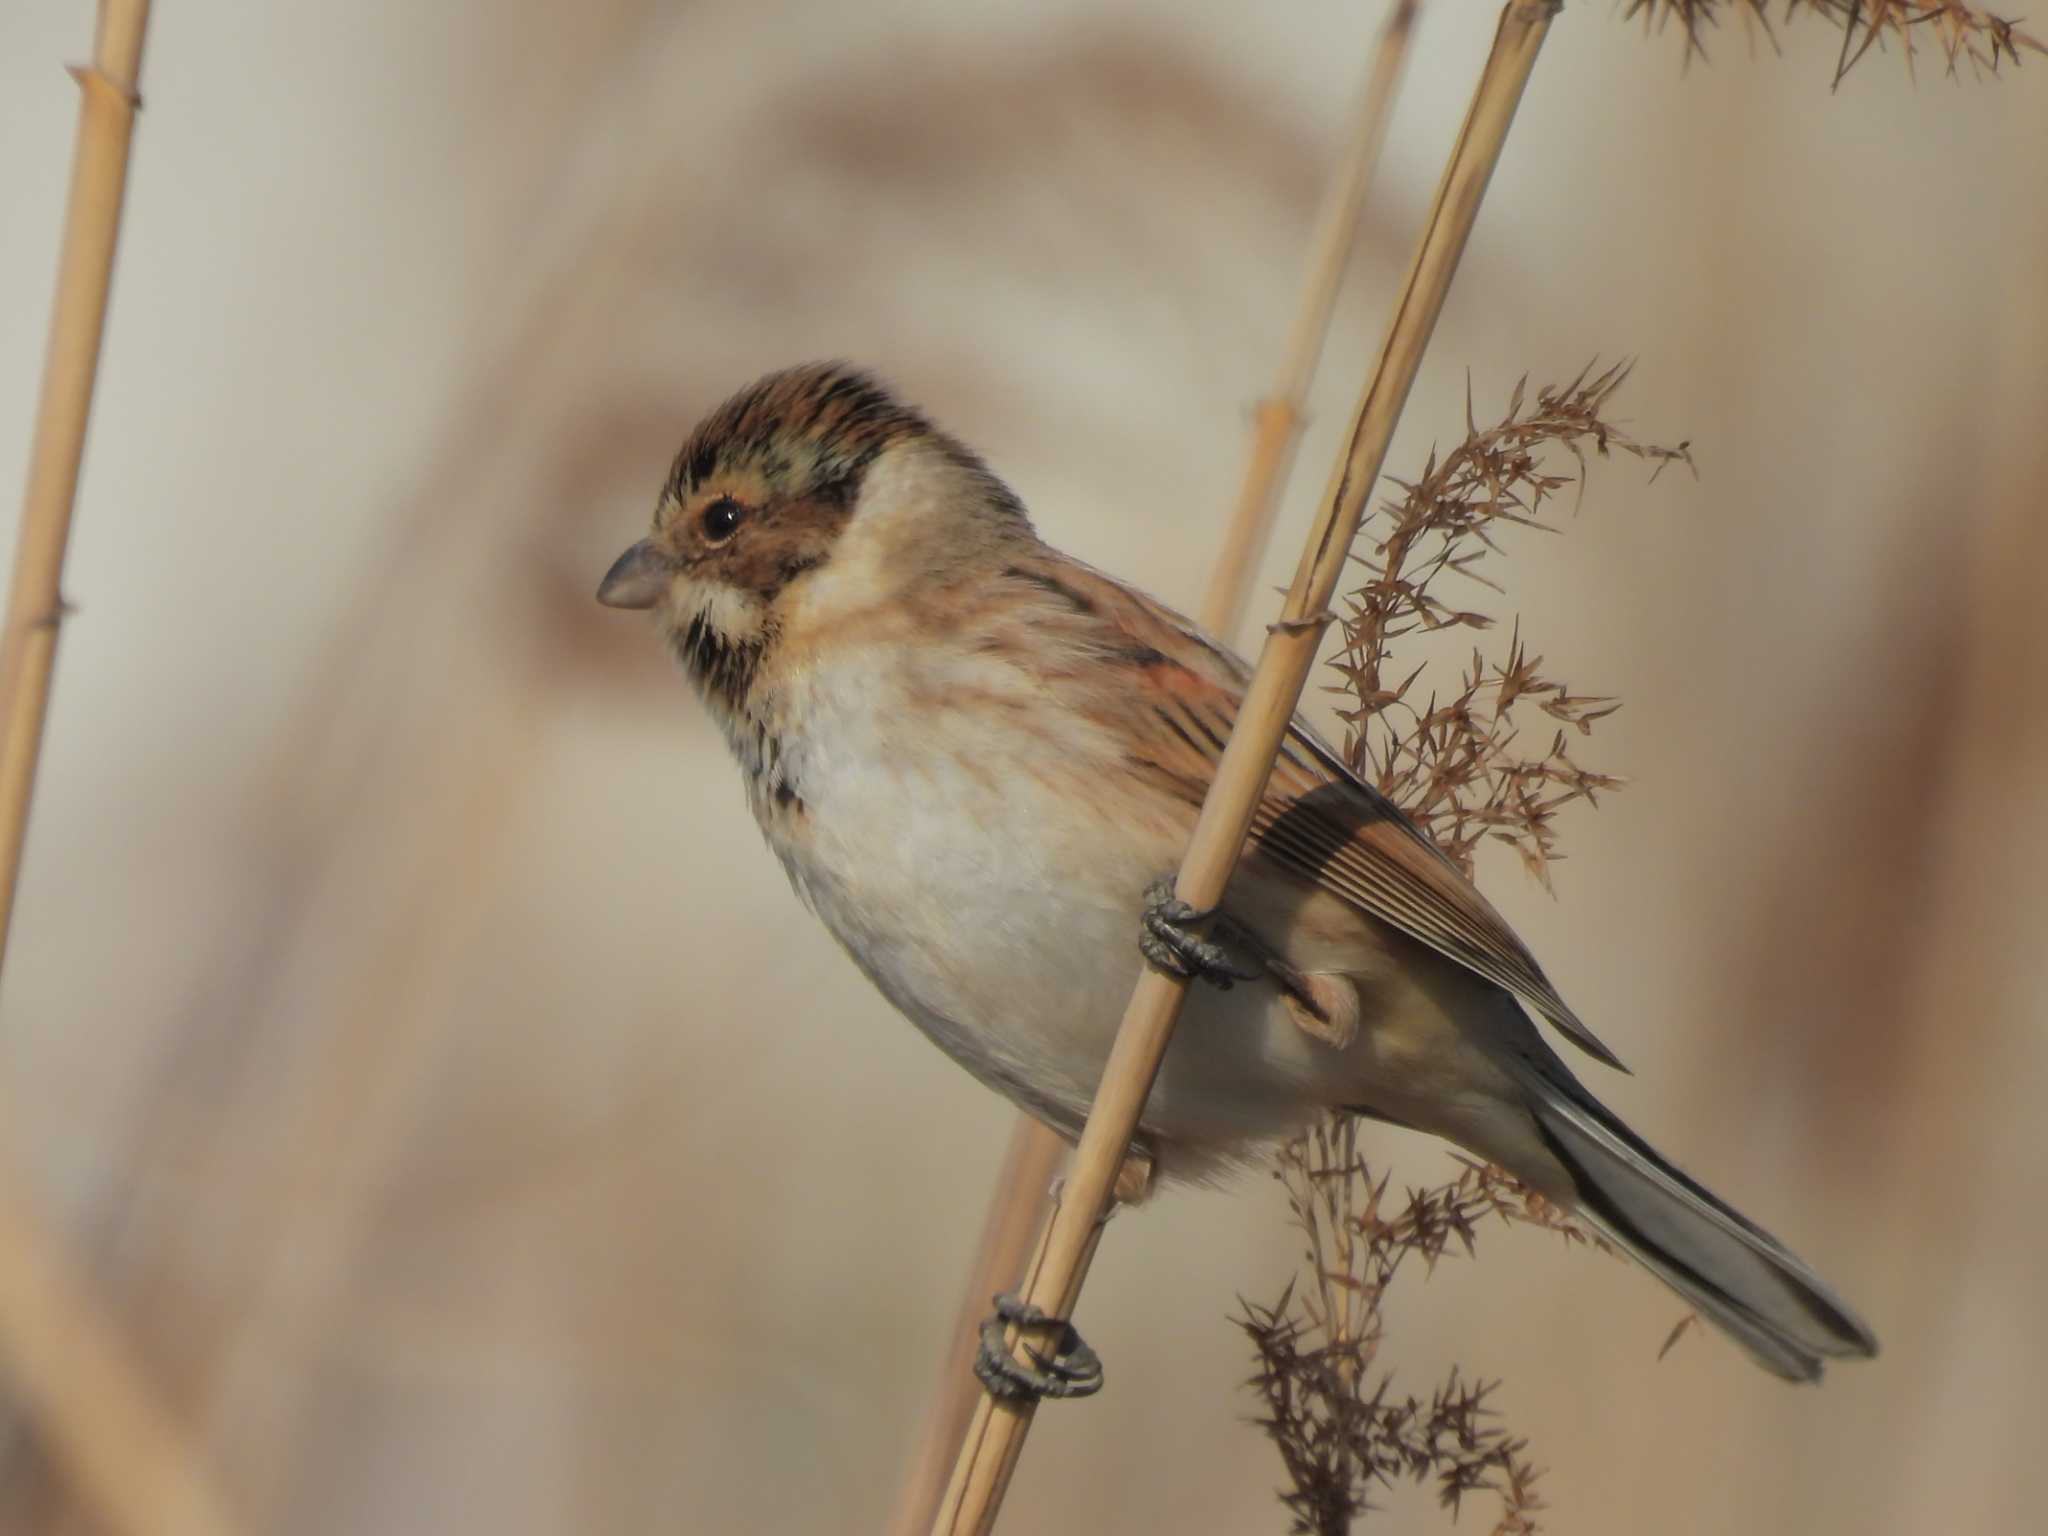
{"left": 1497, "top": 1049, "right": 1879, "bottom": 1382}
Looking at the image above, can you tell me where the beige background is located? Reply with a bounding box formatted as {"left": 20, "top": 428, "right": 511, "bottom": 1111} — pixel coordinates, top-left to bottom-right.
{"left": 2, "top": 2, "right": 2044, "bottom": 1532}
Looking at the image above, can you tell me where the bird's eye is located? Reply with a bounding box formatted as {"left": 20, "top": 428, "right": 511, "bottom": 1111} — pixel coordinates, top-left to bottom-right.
{"left": 701, "top": 497, "right": 746, "bottom": 544}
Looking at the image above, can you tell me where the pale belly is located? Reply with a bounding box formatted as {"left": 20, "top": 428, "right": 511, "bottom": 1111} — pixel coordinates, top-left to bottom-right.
{"left": 760, "top": 698, "right": 1352, "bottom": 1173}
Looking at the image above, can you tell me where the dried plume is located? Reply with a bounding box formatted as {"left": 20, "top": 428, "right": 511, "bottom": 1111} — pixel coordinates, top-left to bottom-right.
{"left": 1239, "top": 1122, "right": 1593, "bottom": 1536}
{"left": 1241, "top": 367, "right": 1692, "bottom": 1534}
{"left": 1623, "top": 0, "right": 2045, "bottom": 82}
{"left": 1335, "top": 362, "right": 1691, "bottom": 890}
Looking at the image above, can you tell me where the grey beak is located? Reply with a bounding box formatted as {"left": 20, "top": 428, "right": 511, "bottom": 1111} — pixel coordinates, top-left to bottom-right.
{"left": 597, "top": 539, "right": 672, "bottom": 610}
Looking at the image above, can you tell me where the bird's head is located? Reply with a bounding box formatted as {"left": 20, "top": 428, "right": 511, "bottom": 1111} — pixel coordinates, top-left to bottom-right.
{"left": 598, "top": 362, "right": 1030, "bottom": 703}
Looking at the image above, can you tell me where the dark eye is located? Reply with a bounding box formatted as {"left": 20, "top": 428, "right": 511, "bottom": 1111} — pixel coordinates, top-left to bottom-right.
{"left": 701, "top": 497, "right": 745, "bottom": 543}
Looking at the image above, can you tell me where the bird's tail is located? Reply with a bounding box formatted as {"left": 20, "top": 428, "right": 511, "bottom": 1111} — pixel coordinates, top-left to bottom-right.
{"left": 1498, "top": 1048, "right": 1879, "bottom": 1382}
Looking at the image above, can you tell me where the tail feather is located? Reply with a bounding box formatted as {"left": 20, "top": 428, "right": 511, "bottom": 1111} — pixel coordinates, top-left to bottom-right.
{"left": 1502, "top": 1051, "right": 1879, "bottom": 1382}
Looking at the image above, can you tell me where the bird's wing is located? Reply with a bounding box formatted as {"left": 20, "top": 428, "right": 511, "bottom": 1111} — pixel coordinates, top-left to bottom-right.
{"left": 1017, "top": 555, "right": 1625, "bottom": 1072}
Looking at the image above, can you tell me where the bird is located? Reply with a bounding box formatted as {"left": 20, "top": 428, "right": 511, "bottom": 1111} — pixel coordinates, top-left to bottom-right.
{"left": 597, "top": 360, "right": 1878, "bottom": 1392}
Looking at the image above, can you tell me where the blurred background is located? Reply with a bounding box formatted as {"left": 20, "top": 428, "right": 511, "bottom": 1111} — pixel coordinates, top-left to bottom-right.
{"left": 1, "top": 2, "right": 2044, "bottom": 1532}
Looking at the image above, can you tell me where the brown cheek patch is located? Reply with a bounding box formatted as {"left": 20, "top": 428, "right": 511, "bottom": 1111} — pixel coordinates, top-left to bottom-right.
{"left": 724, "top": 496, "right": 853, "bottom": 602}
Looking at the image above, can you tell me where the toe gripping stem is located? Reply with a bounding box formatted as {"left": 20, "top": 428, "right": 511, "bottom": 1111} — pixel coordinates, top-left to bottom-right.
{"left": 1138, "top": 876, "right": 1264, "bottom": 989}
{"left": 973, "top": 1294, "right": 1103, "bottom": 1404}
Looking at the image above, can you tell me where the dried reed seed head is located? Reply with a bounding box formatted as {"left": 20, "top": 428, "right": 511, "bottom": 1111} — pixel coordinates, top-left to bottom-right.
{"left": 1243, "top": 366, "right": 1689, "bottom": 1534}
{"left": 1337, "top": 363, "right": 1686, "bottom": 889}
{"left": 1624, "top": 0, "right": 2044, "bottom": 82}
{"left": 1241, "top": 1117, "right": 1608, "bottom": 1534}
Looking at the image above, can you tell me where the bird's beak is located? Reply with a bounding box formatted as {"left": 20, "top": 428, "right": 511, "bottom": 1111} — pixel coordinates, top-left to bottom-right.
{"left": 596, "top": 539, "right": 673, "bottom": 610}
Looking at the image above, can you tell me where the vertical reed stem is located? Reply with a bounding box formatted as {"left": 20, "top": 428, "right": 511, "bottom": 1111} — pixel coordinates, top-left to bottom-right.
{"left": 0, "top": 0, "right": 149, "bottom": 966}
{"left": 0, "top": 10, "right": 239, "bottom": 1534}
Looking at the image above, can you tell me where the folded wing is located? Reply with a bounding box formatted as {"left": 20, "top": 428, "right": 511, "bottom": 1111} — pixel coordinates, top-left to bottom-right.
{"left": 1035, "top": 557, "right": 1626, "bottom": 1073}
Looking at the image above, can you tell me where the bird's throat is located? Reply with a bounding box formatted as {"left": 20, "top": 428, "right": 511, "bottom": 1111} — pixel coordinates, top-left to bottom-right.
{"left": 673, "top": 612, "right": 768, "bottom": 717}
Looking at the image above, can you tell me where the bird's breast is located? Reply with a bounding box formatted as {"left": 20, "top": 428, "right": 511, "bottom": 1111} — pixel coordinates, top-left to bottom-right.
{"left": 720, "top": 644, "right": 1381, "bottom": 1171}
{"left": 742, "top": 649, "right": 1164, "bottom": 1029}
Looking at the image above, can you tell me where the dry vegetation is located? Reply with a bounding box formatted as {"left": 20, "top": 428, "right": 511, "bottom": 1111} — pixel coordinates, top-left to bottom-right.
{"left": 1240, "top": 368, "right": 1690, "bottom": 1534}
{"left": 1336, "top": 364, "right": 1690, "bottom": 887}
{"left": 1240, "top": 1125, "right": 1588, "bottom": 1536}
{"left": 1225, "top": 1, "right": 2041, "bottom": 1527}
{"left": 1625, "top": 0, "right": 2044, "bottom": 80}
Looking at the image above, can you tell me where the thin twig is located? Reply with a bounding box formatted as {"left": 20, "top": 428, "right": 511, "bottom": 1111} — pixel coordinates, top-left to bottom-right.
{"left": 931, "top": 5, "right": 1560, "bottom": 1530}
{"left": 0, "top": 8, "right": 240, "bottom": 1534}
{"left": 887, "top": 11, "right": 1423, "bottom": 1533}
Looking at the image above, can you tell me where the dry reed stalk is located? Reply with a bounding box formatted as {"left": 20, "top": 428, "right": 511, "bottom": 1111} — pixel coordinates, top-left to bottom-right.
{"left": 886, "top": 11, "right": 1422, "bottom": 1533}
{"left": 0, "top": 0, "right": 149, "bottom": 963}
{"left": 0, "top": 6, "right": 239, "bottom": 1535}
{"left": 930, "top": 6, "right": 1559, "bottom": 1531}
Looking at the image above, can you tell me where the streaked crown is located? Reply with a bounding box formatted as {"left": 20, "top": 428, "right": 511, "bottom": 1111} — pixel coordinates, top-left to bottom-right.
{"left": 667, "top": 362, "right": 933, "bottom": 511}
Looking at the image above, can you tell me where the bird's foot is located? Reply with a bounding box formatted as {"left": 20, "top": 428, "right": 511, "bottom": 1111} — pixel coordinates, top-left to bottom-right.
{"left": 973, "top": 1294, "right": 1103, "bottom": 1404}
{"left": 1139, "top": 877, "right": 1264, "bottom": 989}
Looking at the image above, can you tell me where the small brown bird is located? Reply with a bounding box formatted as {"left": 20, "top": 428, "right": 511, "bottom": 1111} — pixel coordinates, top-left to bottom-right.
{"left": 599, "top": 362, "right": 1877, "bottom": 1389}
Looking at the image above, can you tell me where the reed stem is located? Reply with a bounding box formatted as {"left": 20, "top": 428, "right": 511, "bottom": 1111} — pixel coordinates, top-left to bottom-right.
{"left": 0, "top": 10, "right": 240, "bottom": 1533}
{"left": 931, "top": 6, "right": 1560, "bottom": 1530}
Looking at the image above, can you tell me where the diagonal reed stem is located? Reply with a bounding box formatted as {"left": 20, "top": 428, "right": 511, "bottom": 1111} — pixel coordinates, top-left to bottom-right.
{"left": 0, "top": 5, "right": 239, "bottom": 1534}
{"left": 884, "top": 8, "right": 1420, "bottom": 1532}
{"left": 0, "top": 9, "right": 145, "bottom": 961}
{"left": 930, "top": 5, "right": 1559, "bottom": 1531}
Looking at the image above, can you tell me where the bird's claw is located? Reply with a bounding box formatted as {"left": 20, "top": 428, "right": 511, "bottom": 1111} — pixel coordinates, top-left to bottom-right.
{"left": 1139, "top": 877, "right": 1264, "bottom": 989}
{"left": 973, "top": 1294, "right": 1104, "bottom": 1404}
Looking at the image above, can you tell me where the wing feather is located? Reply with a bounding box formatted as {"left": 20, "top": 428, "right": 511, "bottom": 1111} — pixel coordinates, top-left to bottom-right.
{"left": 1015, "top": 556, "right": 1626, "bottom": 1073}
